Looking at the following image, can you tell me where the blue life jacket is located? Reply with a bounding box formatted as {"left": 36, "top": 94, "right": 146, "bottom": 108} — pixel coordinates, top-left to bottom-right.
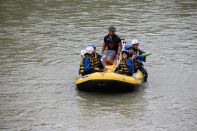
{"left": 79, "top": 54, "right": 94, "bottom": 74}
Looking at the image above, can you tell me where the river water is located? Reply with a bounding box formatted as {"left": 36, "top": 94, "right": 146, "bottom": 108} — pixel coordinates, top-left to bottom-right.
{"left": 0, "top": 0, "right": 197, "bottom": 130}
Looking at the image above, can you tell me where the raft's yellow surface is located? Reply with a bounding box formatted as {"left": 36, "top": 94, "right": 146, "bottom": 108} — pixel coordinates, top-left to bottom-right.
{"left": 76, "top": 65, "right": 144, "bottom": 86}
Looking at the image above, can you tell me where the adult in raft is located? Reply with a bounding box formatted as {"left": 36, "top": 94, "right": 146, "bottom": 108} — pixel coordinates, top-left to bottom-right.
{"left": 101, "top": 26, "right": 122, "bottom": 65}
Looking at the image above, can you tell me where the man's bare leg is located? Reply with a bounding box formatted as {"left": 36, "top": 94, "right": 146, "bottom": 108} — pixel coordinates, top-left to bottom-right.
{"left": 106, "top": 56, "right": 114, "bottom": 65}
{"left": 102, "top": 56, "right": 107, "bottom": 66}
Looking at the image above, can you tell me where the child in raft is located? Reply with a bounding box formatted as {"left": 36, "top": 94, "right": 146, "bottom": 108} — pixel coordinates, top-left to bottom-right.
{"left": 124, "top": 40, "right": 148, "bottom": 81}
{"left": 114, "top": 50, "right": 134, "bottom": 76}
{"left": 79, "top": 46, "right": 95, "bottom": 76}
{"left": 89, "top": 44, "right": 105, "bottom": 72}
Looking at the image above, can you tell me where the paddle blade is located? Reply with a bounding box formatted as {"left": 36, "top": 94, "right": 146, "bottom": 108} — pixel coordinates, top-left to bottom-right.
{"left": 142, "top": 52, "right": 151, "bottom": 57}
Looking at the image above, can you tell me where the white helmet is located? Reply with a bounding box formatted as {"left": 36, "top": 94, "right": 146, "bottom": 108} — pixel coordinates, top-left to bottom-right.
{"left": 132, "top": 39, "right": 139, "bottom": 45}
{"left": 85, "top": 46, "right": 94, "bottom": 54}
{"left": 80, "top": 50, "right": 86, "bottom": 56}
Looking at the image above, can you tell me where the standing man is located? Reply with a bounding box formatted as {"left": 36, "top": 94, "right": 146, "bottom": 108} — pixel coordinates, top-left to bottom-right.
{"left": 101, "top": 26, "right": 122, "bottom": 65}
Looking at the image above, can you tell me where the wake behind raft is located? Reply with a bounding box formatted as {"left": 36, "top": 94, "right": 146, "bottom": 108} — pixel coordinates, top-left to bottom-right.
{"left": 75, "top": 52, "right": 151, "bottom": 92}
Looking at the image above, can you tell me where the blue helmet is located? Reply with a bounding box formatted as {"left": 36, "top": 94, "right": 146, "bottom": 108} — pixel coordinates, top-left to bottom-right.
{"left": 121, "top": 49, "right": 129, "bottom": 55}
{"left": 125, "top": 42, "right": 132, "bottom": 45}
{"left": 124, "top": 43, "right": 132, "bottom": 50}
{"left": 88, "top": 44, "right": 96, "bottom": 49}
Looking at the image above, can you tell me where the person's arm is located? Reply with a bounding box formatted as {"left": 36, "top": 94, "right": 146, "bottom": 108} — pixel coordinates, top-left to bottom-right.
{"left": 114, "top": 64, "right": 120, "bottom": 72}
{"left": 98, "top": 59, "right": 104, "bottom": 69}
{"left": 126, "top": 59, "right": 134, "bottom": 75}
{"left": 135, "top": 55, "right": 144, "bottom": 61}
{"left": 83, "top": 57, "right": 92, "bottom": 71}
{"left": 136, "top": 49, "right": 146, "bottom": 62}
{"left": 115, "top": 41, "right": 123, "bottom": 60}
{"left": 97, "top": 53, "right": 104, "bottom": 69}
{"left": 102, "top": 42, "right": 107, "bottom": 54}
{"left": 98, "top": 53, "right": 102, "bottom": 59}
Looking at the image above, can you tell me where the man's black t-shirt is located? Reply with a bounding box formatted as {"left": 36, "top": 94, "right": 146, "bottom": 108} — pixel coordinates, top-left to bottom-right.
{"left": 104, "top": 34, "right": 121, "bottom": 52}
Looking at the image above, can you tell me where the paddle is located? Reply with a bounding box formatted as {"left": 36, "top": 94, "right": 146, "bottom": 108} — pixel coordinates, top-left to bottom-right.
{"left": 141, "top": 52, "right": 152, "bottom": 57}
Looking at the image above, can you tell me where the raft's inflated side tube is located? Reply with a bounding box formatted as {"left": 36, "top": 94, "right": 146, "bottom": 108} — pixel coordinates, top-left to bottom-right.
{"left": 75, "top": 66, "right": 144, "bottom": 92}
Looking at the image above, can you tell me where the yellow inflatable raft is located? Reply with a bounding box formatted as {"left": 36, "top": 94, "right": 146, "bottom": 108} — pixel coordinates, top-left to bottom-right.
{"left": 75, "top": 65, "right": 144, "bottom": 92}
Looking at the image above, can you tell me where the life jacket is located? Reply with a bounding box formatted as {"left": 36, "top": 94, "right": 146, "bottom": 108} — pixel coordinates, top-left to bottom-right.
{"left": 132, "top": 49, "right": 141, "bottom": 70}
{"left": 79, "top": 55, "right": 94, "bottom": 74}
{"left": 133, "top": 48, "right": 141, "bottom": 55}
{"left": 131, "top": 56, "right": 139, "bottom": 70}
{"left": 120, "top": 59, "right": 129, "bottom": 73}
{"left": 92, "top": 53, "right": 99, "bottom": 67}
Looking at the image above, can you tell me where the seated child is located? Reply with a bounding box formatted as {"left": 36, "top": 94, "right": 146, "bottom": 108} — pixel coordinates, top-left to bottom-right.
{"left": 114, "top": 50, "right": 134, "bottom": 76}
{"left": 124, "top": 43, "right": 143, "bottom": 72}
{"left": 79, "top": 46, "right": 95, "bottom": 76}
{"left": 132, "top": 39, "right": 148, "bottom": 81}
{"left": 89, "top": 44, "right": 105, "bottom": 72}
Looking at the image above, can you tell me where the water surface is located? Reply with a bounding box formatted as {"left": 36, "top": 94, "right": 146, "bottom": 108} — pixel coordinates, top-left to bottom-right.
{"left": 0, "top": 0, "right": 197, "bottom": 130}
